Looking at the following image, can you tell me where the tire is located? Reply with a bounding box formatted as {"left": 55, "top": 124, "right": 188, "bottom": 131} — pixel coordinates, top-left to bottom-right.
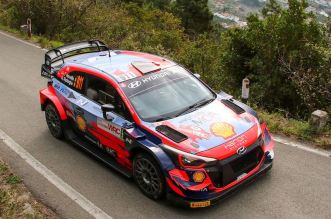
{"left": 45, "top": 103, "right": 64, "bottom": 139}
{"left": 133, "top": 153, "right": 165, "bottom": 200}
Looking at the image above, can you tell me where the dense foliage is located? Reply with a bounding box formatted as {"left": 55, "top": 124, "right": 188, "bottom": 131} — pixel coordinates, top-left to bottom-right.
{"left": 221, "top": 0, "right": 331, "bottom": 118}
{"left": 0, "top": 0, "right": 330, "bottom": 119}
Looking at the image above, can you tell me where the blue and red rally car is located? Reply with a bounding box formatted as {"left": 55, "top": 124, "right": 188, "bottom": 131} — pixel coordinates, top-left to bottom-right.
{"left": 39, "top": 40, "right": 274, "bottom": 208}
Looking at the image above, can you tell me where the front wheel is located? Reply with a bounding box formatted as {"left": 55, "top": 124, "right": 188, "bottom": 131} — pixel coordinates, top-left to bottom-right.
{"left": 133, "top": 153, "right": 165, "bottom": 200}
{"left": 45, "top": 103, "right": 64, "bottom": 139}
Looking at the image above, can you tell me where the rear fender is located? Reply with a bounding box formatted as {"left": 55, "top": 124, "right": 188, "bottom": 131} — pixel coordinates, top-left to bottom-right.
{"left": 39, "top": 86, "right": 67, "bottom": 121}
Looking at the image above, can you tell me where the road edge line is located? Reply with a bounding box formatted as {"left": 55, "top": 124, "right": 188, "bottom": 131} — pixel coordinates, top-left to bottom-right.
{"left": 0, "top": 129, "right": 112, "bottom": 219}
{"left": 0, "top": 30, "right": 47, "bottom": 51}
{"left": 273, "top": 135, "right": 330, "bottom": 158}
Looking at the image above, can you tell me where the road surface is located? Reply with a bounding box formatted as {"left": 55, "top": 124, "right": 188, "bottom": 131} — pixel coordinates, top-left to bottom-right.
{"left": 0, "top": 31, "right": 330, "bottom": 219}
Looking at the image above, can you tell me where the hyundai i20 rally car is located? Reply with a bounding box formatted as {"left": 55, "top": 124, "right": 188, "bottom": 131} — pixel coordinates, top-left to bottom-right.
{"left": 39, "top": 40, "right": 274, "bottom": 208}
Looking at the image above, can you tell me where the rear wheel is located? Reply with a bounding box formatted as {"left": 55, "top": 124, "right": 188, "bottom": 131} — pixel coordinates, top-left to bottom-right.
{"left": 133, "top": 153, "right": 165, "bottom": 200}
{"left": 45, "top": 103, "right": 64, "bottom": 139}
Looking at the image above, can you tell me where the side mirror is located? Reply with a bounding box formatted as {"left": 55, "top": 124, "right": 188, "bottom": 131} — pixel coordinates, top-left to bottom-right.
{"left": 194, "top": 73, "right": 201, "bottom": 79}
{"left": 101, "top": 104, "right": 115, "bottom": 121}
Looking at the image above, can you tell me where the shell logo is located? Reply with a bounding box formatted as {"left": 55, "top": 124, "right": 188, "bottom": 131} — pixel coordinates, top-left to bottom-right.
{"left": 76, "top": 115, "right": 87, "bottom": 132}
{"left": 210, "top": 122, "right": 236, "bottom": 139}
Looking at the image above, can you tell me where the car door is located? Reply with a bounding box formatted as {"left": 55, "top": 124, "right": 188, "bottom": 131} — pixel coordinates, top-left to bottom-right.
{"left": 81, "top": 74, "right": 133, "bottom": 167}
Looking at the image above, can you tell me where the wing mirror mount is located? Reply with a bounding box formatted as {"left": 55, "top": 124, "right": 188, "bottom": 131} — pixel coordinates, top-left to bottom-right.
{"left": 218, "top": 90, "right": 233, "bottom": 99}
{"left": 101, "top": 104, "right": 115, "bottom": 121}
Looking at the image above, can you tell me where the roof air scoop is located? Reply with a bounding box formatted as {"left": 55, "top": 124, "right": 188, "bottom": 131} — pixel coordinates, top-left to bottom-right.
{"left": 131, "top": 61, "right": 161, "bottom": 74}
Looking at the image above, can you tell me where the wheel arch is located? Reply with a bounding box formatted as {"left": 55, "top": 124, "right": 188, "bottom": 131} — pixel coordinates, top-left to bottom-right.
{"left": 128, "top": 140, "right": 175, "bottom": 174}
{"left": 40, "top": 87, "right": 67, "bottom": 121}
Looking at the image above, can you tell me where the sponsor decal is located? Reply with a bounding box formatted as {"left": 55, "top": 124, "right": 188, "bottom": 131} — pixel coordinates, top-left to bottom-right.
{"left": 190, "top": 201, "right": 211, "bottom": 208}
{"left": 68, "top": 91, "right": 76, "bottom": 99}
{"left": 200, "top": 188, "right": 208, "bottom": 192}
{"left": 76, "top": 98, "right": 88, "bottom": 106}
{"left": 128, "top": 81, "right": 142, "bottom": 89}
{"left": 105, "top": 147, "right": 117, "bottom": 157}
{"left": 210, "top": 122, "right": 236, "bottom": 139}
{"left": 141, "top": 70, "right": 174, "bottom": 83}
{"left": 60, "top": 74, "right": 85, "bottom": 90}
{"left": 223, "top": 134, "right": 248, "bottom": 151}
{"left": 178, "top": 111, "right": 217, "bottom": 126}
{"left": 237, "top": 146, "right": 247, "bottom": 155}
{"left": 125, "top": 137, "right": 133, "bottom": 145}
{"left": 97, "top": 118, "right": 122, "bottom": 139}
{"left": 41, "top": 69, "right": 51, "bottom": 78}
{"left": 73, "top": 75, "right": 84, "bottom": 90}
{"left": 113, "top": 70, "right": 137, "bottom": 82}
{"left": 54, "top": 82, "right": 70, "bottom": 96}
{"left": 76, "top": 115, "right": 87, "bottom": 132}
{"left": 178, "top": 125, "right": 210, "bottom": 143}
{"left": 237, "top": 172, "right": 247, "bottom": 180}
{"left": 62, "top": 74, "right": 75, "bottom": 86}
{"left": 126, "top": 70, "right": 177, "bottom": 89}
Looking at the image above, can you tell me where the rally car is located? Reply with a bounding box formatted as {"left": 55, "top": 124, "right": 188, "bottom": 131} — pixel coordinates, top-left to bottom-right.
{"left": 39, "top": 40, "right": 274, "bottom": 208}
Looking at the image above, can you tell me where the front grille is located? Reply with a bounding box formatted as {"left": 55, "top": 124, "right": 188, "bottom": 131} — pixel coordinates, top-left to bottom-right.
{"left": 206, "top": 137, "right": 264, "bottom": 188}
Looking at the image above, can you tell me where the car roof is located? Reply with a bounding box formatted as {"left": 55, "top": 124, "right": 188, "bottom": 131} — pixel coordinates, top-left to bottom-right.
{"left": 67, "top": 50, "right": 176, "bottom": 83}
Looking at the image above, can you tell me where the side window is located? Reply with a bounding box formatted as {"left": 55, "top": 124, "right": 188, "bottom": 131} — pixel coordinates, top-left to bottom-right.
{"left": 57, "top": 71, "right": 87, "bottom": 94}
{"left": 86, "top": 75, "right": 133, "bottom": 122}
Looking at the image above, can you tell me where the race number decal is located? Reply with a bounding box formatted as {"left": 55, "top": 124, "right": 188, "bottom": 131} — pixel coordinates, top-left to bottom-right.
{"left": 97, "top": 118, "right": 122, "bottom": 139}
{"left": 74, "top": 76, "right": 84, "bottom": 90}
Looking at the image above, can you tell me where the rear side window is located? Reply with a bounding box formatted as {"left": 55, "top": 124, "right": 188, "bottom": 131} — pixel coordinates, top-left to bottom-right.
{"left": 86, "top": 75, "right": 115, "bottom": 104}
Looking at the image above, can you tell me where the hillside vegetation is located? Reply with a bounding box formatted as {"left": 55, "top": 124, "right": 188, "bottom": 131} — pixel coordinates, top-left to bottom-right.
{"left": 0, "top": 0, "right": 330, "bottom": 121}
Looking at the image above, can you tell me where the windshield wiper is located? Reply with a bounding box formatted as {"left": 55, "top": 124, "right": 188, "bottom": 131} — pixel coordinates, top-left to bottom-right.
{"left": 154, "top": 116, "right": 175, "bottom": 122}
{"left": 175, "top": 97, "right": 215, "bottom": 117}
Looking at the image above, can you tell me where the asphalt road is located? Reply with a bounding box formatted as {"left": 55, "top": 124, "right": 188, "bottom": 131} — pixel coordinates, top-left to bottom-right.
{"left": 0, "top": 31, "right": 330, "bottom": 219}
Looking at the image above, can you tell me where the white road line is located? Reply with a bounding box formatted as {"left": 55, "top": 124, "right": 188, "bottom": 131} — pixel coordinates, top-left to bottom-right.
{"left": 0, "top": 129, "right": 112, "bottom": 219}
{"left": 273, "top": 135, "right": 331, "bottom": 158}
{"left": 0, "top": 30, "right": 47, "bottom": 51}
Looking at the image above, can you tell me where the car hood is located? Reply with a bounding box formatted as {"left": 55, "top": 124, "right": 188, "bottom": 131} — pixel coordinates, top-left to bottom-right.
{"left": 144, "top": 99, "right": 261, "bottom": 157}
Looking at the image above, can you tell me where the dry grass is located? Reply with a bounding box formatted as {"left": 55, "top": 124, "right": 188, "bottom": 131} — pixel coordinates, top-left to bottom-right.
{"left": 0, "top": 160, "right": 59, "bottom": 219}
{"left": 258, "top": 110, "right": 331, "bottom": 149}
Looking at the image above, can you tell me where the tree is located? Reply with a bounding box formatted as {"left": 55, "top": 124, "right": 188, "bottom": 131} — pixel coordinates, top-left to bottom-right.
{"left": 221, "top": 0, "right": 331, "bottom": 118}
{"left": 173, "top": 0, "right": 213, "bottom": 34}
{"left": 121, "top": 0, "right": 171, "bottom": 10}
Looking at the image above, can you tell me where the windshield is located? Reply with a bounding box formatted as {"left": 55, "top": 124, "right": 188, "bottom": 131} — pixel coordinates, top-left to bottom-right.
{"left": 120, "top": 66, "right": 216, "bottom": 122}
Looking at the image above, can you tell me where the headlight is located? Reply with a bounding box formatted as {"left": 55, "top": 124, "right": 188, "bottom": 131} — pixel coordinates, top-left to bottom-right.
{"left": 160, "top": 144, "right": 217, "bottom": 168}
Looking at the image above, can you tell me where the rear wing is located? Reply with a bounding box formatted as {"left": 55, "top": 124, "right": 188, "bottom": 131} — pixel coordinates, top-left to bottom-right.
{"left": 41, "top": 40, "right": 109, "bottom": 78}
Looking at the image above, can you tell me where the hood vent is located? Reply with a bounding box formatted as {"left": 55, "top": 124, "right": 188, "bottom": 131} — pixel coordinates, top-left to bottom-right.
{"left": 221, "top": 99, "right": 245, "bottom": 114}
{"left": 155, "top": 125, "right": 188, "bottom": 143}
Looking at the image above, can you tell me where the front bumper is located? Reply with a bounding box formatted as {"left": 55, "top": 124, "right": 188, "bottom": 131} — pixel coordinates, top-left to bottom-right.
{"left": 167, "top": 161, "right": 273, "bottom": 208}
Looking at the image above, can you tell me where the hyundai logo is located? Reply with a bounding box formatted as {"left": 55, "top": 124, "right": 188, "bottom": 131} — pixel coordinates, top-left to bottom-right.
{"left": 237, "top": 146, "right": 247, "bottom": 155}
{"left": 128, "top": 81, "right": 142, "bottom": 89}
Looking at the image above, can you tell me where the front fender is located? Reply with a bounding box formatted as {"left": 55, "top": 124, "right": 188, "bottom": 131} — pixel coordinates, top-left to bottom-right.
{"left": 124, "top": 128, "right": 175, "bottom": 172}
{"left": 39, "top": 86, "right": 67, "bottom": 121}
